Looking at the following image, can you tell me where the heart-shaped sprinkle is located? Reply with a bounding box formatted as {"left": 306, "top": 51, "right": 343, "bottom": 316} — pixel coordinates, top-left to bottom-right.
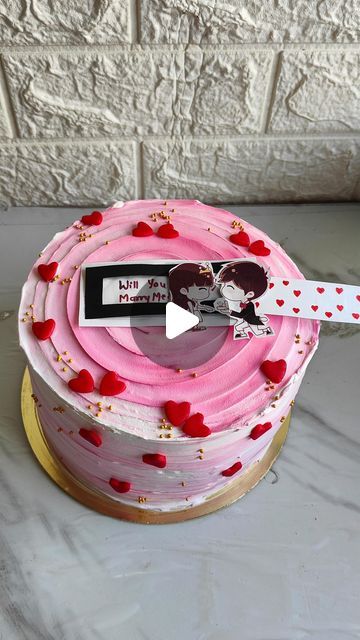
{"left": 68, "top": 369, "right": 94, "bottom": 393}
{"left": 337, "top": 305, "right": 344, "bottom": 311}
{"left": 283, "top": 280, "right": 289, "bottom": 286}
{"left": 249, "top": 240, "right": 271, "bottom": 256}
{"left": 293, "top": 290, "right": 301, "bottom": 297}
{"left": 142, "top": 453, "right": 167, "bottom": 468}
{"left": 269, "top": 282, "right": 275, "bottom": 289}
{"left": 221, "top": 461, "right": 243, "bottom": 477}
{"left": 37, "top": 262, "right": 59, "bottom": 282}
{"left": 164, "top": 400, "right": 191, "bottom": 426}
{"left": 255, "top": 301, "right": 260, "bottom": 308}
{"left": 109, "top": 478, "right": 131, "bottom": 493}
{"left": 260, "top": 359, "right": 287, "bottom": 384}
{"left": 250, "top": 422, "right": 272, "bottom": 440}
{"left": 356, "top": 295, "right": 360, "bottom": 303}
{"left": 276, "top": 299, "right": 285, "bottom": 307}
{"left": 293, "top": 307, "right": 300, "bottom": 314}
{"left": 352, "top": 313, "right": 360, "bottom": 320}
{"left": 229, "top": 230, "right": 250, "bottom": 247}
{"left": 336, "top": 287, "right": 343, "bottom": 294}
{"left": 100, "top": 371, "right": 126, "bottom": 396}
{"left": 325, "top": 311, "right": 332, "bottom": 318}
{"left": 157, "top": 223, "right": 179, "bottom": 239}
{"left": 32, "top": 319, "right": 55, "bottom": 341}
{"left": 317, "top": 287, "right": 325, "bottom": 294}
{"left": 311, "top": 305, "right": 318, "bottom": 312}
{"left": 182, "top": 413, "right": 211, "bottom": 438}
{"left": 79, "top": 428, "right": 102, "bottom": 447}
{"left": 132, "top": 221, "right": 154, "bottom": 237}
{"left": 81, "top": 210, "right": 103, "bottom": 226}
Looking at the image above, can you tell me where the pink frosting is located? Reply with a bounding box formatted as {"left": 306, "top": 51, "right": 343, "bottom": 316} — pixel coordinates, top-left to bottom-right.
{"left": 19, "top": 200, "right": 319, "bottom": 510}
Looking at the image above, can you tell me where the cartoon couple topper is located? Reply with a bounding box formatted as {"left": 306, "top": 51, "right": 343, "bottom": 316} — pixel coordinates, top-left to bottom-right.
{"left": 168, "top": 260, "right": 274, "bottom": 340}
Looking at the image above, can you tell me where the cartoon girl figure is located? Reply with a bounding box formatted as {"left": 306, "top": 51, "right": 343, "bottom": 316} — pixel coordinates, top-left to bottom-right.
{"left": 168, "top": 262, "right": 215, "bottom": 330}
{"left": 214, "top": 261, "right": 273, "bottom": 340}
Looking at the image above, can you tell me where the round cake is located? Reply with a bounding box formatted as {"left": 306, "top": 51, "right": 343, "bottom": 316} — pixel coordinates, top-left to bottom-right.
{"left": 19, "top": 200, "right": 319, "bottom": 517}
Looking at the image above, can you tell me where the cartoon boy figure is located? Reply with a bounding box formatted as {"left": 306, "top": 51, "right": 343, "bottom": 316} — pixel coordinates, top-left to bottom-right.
{"left": 214, "top": 260, "right": 273, "bottom": 340}
{"left": 168, "top": 262, "right": 215, "bottom": 330}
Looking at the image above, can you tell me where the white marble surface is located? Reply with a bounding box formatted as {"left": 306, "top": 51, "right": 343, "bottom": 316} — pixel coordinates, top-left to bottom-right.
{"left": 0, "top": 203, "right": 359, "bottom": 640}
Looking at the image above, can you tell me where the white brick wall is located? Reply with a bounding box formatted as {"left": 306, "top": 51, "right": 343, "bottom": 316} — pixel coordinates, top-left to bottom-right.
{"left": 0, "top": 0, "right": 359, "bottom": 206}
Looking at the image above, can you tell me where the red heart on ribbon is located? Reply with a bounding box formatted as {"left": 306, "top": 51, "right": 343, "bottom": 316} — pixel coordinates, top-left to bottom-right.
{"left": 250, "top": 422, "right": 272, "bottom": 440}
{"left": 249, "top": 240, "right": 271, "bottom": 256}
{"left": 142, "top": 453, "right": 167, "bottom": 468}
{"left": 276, "top": 299, "right": 285, "bottom": 307}
{"left": 32, "top": 319, "right": 55, "bottom": 341}
{"left": 283, "top": 280, "right": 289, "bottom": 286}
{"left": 352, "top": 313, "right": 359, "bottom": 320}
{"left": 109, "top": 478, "right": 131, "bottom": 493}
{"left": 325, "top": 311, "right": 332, "bottom": 318}
{"left": 157, "top": 223, "right": 179, "bottom": 239}
{"left": 37, "top": 262, "right": 58, "bottom": 282}
{"left": 164, "top": 400, "right": 191, "bottom": 426}
{"left": 311, "top": 305, "right": 318, "bottom": 312}
{"left": 132, "top": 221, "right": 154, "bottom": 237}
{"left": 81, "top": 211, "right": 103, "bottom": 226}
{"left": 183, "top": 413, "right": 211, "bottom": 438}
{"left": 337, "top": 305, "right": 344, "bottom": 311}
{"left": 79, "top": 428, "right": 102, "bottom": 447}
{"left": 293, "top": 290, "right": 301, "bottom": 297}
{"left": 221, "top": 461, "right": 243, "bottom": 477}
{"left": 100, "top": 371, "right": 126, "bottom": 396}
{"left": 68, "top": 369, "right": 94, "bottom": 393}
{"left": 317, "top": 287, "right": 325, "bottom": 294}
{"left": 260, "top": 359, "right": 287, "bottom": 384}
{"left": 336, "top": 287, "right": 343, "bottom": 294}
{"left": 229, "top": 230, "right": 250, "bottom": 247}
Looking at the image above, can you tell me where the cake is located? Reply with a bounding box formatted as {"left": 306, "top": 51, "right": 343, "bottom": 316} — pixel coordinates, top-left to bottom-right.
{"left": 19, "top": 200, "right": 319, "bottom": 518}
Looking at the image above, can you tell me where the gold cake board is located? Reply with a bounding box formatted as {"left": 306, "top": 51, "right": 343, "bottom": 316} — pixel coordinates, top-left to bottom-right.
{"left": 21, "top": 367, "right": 290, "bottom": 524}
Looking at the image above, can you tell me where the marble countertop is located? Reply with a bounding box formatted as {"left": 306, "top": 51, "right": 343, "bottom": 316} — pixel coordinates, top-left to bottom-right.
{"left": 0, "top": 203, "right": 359, "bottom": 640}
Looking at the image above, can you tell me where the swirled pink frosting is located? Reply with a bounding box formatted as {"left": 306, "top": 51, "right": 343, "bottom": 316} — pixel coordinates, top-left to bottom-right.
{"left": 19, "top": 200, "right": 319, "bottom": 511}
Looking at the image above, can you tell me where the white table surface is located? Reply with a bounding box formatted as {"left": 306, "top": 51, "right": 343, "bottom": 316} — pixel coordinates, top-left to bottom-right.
{"left": 0, "top": 203, "right": 359, "bottom": 640}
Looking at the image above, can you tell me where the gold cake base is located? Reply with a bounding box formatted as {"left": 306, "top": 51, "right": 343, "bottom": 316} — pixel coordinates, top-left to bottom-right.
{"left": 21, "top": 367, "right": 290, "bottom": 524}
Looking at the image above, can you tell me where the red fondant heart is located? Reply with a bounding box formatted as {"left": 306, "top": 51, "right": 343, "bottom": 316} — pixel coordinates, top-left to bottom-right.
{"left": 157, "top": 223, "right": 179, "bottom": 239}
{"left": 109, "top": 478, "right": 131, "bottom": 493}
{"left": 293, "top": 307, "right": 300, "bottom": 314}
{"left": 283, "top": 280, "right": 289, "bottom": 286}
{"left": 356, "top": 295, "right": 360, "bottom": 303}
{"left": 164, "top": 400, "right": 191, "bottom": 426}
{"left": 276, "top": 299, "right": 284, "bottom": 307}
{"left": 221, "top": 461, "right": 243, "bottom": 477}
{"left": 142, "top": 453, "right": 167, "bottom": 468}
{"left": 337, "top": 305, "right": 344, "bottom": 311}
{"left": 79, "top": 428, "right": 102, "bottom": 447}
{"left": 100, "top": 371, "right": 126, "bottom": 396}
{"left": 32, "top": 319, "right": 55, "bottom": 341}
{"left": 229, "top": 230, "right": 250, "bottom": 247}
{"left": 68, "top": 369, "right": 94, "bottom": 393}
{"left": 325, "top": 311, "right": 332, "bottom": 318}
{"left": 255, "top": 301, "right": 260, "bottom": 308}
{"left": 249, "top": 240, "right": 271, "bottom": 256}
{"left": 250, "top": 422, "right": 272, "bottom": 440}
{"left": 269, "top": 282, "right": 275, "bottom": 289}
{"left": 132, "top": 221, "right": 154, "bottom": 237}
{"left": 293, "top": 290, "right": 301, "bottom": 297}
{"left": 311, "top": 305, "right": 318, "bottom": 312}
{"left": 260, "top": 359, "right": 287, "bottom": 384}
{"left": 352, "top": 313, "right": 359, "bottom": 320}
{"left": 182, "top": 413, "right": 211, "bottom": 438}
{"left": 81, "top": 211, "right": 103, "bottom": 226}
{"left": 37, "top": 262, "right": 58, "bottom": 282}
{"left": 336, "top": 287, "right": 343, "bottom": 294}
{"left": 317, "top": 287, "right": 325, "bottom": 294}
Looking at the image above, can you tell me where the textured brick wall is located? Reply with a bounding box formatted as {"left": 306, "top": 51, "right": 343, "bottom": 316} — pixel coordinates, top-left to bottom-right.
{"left": 0, "top": 1, "right": 359, "bottom": 207}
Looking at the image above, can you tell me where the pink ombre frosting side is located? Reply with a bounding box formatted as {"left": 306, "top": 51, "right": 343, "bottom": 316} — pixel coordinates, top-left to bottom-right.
{"left": 19, "top": 200, "right": 319, "bottom": 510}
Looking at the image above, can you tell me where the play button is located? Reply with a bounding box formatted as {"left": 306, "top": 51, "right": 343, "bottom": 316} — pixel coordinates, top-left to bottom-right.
{"left": 165, "top": 302, "right": 199, "bottom": 339}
